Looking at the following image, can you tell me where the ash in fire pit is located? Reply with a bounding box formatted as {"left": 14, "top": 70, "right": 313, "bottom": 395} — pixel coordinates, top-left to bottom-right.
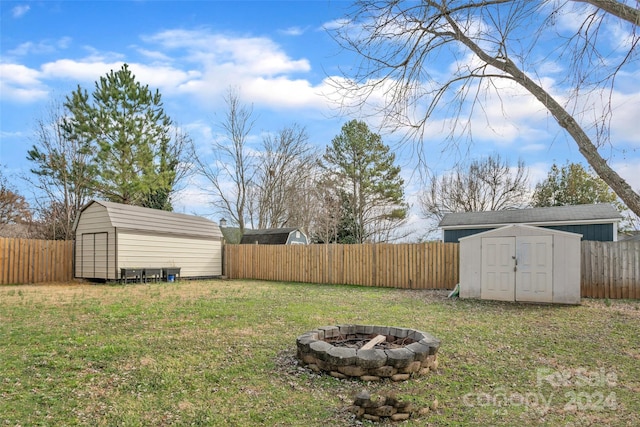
{"left": 296, "top": 325, "right": 440, "bottom": 381}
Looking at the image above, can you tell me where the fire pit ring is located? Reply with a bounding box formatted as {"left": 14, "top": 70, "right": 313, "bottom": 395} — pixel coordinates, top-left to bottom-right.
{"left": 296, "top": 325, "right": 440, "bottom": 381}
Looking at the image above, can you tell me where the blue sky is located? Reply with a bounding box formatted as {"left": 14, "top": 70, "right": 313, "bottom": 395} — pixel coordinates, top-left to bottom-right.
{"left": 1, "top": 1, "right": 639, "bottom": 238}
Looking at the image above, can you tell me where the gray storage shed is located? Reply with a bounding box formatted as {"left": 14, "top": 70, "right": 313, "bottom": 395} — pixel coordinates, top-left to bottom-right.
{"left": 73, "top": 200, "right": 223, "bottom": 281}
{"left": 439, "top": 204, "right": 621, "bottom": 242}
{"left": 240, "top": 228, "right": 308, "bottom": 245}
{"left": 459, "top": 224, "right": 582, "bottom": 304}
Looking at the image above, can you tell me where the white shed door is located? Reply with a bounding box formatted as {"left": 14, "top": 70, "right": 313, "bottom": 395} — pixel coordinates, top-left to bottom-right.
{"left": 481, "top": 237, "right": 516, "bottom": 301}
{"left": 516, "top": 236, "right": 553, "bottom": 302}
{"left": 481, "top": 235, "right": 554, "bottom": 302}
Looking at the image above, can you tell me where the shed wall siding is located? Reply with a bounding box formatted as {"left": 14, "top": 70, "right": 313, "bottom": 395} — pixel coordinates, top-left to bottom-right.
{"left": 459, "top": 238, "right": 481, "bottom": 298}
{"left": 551, "top": 233, "right": 581, "bottom": 304}
{"left": 74, "top": 204, "right": 117, "bottom": 280}
{"left": 117, "top": 232, "right": 222, "bottom": 277}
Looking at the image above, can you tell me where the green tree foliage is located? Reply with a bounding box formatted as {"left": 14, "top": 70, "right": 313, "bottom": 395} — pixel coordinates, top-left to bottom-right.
{"left": 320, "top": 120, "right": 407, "bottom": 243}
{"left": 532, "top": 163, "right": 619, "bottom": 207}
{"left": 63, "top": 64, "right": 187, "bottom": 210}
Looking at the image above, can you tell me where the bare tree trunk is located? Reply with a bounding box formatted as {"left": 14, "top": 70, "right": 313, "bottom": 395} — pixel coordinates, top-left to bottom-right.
{"left": 194, "top": 87, "right": 256, "bottom": 233}
{"left": 576, "top": 0, "right": 640, "bottom": 24}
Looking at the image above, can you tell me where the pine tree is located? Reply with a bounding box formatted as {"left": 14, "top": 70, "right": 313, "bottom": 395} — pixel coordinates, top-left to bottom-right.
{"left": 63, "top": 64, "right": 181, "bottom": 209}
{"left": 320, "top": 120, "right": 407, "bottom": 243}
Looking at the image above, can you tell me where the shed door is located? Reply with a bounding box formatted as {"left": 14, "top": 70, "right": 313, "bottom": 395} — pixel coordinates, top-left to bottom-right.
{"left": 481, "top": 235, "right": 554, "bottom": 302}
{"left": 516, "top": 236, "right": 553, "bottom": 302}
{"left": 481, "top": 237, "right": 516, "bottom": 301}
{"left": 81, "top": 232, "right": 108, "bottom": 279}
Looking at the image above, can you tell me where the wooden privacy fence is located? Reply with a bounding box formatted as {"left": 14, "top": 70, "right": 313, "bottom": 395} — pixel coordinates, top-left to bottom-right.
{"left": 224, "top": 243, "right": 460, "bottom": 289}
{"left": 581, "top": 240, "right": 640, "bottom": 299}
{"left": 1, "top": 237, "right": 638, "bottom": 299}
{"left": 0, "top": 238, "right": 73, "bottom": 284}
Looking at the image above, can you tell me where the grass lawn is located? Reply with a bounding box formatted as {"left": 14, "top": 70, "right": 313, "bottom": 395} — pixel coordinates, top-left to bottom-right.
{"left": 1, "top": 280, "right": 639, "bottom": 426}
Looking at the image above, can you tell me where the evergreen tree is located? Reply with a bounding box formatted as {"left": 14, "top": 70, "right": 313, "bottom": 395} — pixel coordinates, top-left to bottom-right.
{"left": 532, "top": 163, "right": 619, "bottom": 207}
{"left": 63, "top": 64, "right": 184, "bottom": 209}
{"left": 320, "top": 120, "right": 407, "bottom": 243}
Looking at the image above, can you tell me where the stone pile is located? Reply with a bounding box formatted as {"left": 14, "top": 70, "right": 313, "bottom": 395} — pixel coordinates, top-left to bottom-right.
{"left": 296, "top": 324, "right": 440, "bottom": 381}
{"left": 348, "top": 390, "right": 430, "bottom": 422}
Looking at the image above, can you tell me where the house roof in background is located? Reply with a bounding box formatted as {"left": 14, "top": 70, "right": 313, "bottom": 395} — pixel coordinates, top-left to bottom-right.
{"left": 75, "top": 200, "right": 222, "bottom": 239}
{"left": 439, "top": 204, "right": 622, "bottom": 228}
{"left": 240, "top": 227, "right": 302, "bottom": 245}
{"left": 220, "top": 226, "right": 243, "bottom": 244}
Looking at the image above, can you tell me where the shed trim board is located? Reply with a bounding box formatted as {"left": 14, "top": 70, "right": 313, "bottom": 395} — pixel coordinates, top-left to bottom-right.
{"left": 74, "top": 200, "right": 223, "bottom": 281}
{"left": 459, "top": 225, "right": 582, "bottom": 304}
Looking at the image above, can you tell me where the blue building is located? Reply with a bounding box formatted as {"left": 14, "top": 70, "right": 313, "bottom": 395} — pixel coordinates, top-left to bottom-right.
{"left": 439, "top": 204, "right": 621, "bottom": 243}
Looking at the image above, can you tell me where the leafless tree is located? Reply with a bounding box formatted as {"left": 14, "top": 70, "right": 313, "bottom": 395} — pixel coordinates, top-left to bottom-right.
{"left": 0, "top": 166, "right": 33, "bottom": 237}
{"left": 253, "top": 124, "right": 320, "bottom": 229}
{"left": 26, "top": 101, "right": 94, "bottom": 240}
{"left": 331, "top": 0, "right": 640, "bottom": 216}
{"left": 195, "top": 87, "right": 257, "bottom": 233}
{"left": 419, "top": 154, "right": 530, "bottom": 222}
{"left": 306, "top": 174, "right": 344, "bottom": 243}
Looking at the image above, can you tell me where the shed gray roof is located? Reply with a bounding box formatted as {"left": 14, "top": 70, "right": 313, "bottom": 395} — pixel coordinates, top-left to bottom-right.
{"left": 439, "top": 204, "right": 621, "bottom": 228}
{"left": 240, "top": 227, "right": 301, "bottom": 245}
{"left": 76, "top": 200, "right": 222, "bottom": 239}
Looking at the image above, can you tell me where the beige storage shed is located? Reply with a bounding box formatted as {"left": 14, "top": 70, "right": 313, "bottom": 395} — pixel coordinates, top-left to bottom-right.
{"left": 459, "top": 224, "right": 581, "bottom": 304}
{"left": 73, "top": 200, "right": 223, "bottom": 281}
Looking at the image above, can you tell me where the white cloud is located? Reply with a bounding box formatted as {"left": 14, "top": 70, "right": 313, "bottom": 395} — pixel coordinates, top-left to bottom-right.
{"left": 41, "top": 59, "right": 125, "bottom": 82}
{"left": 607, "top": 91, "right": 640, "bottom": 146}
{"left": 612, "top": 160, "right": 640, "bottom": 192}
{"left": 11, "top": 4, "right": 30, "bottom": 18}
{"left": 321, "top": 18, "right": 351, "bottom": 31}
{"left": 279, "top": 26, "right": 305, "bottom": 36}
{"left": 38, "top": 59, "right": 200, "bottom": 94}
{"left": 132, "top": 28, "right": 339, "bottom": 112}
{"left": 134, "top": 48, "right": 172, "bottom": 62}
{"left": 0, "top": 63, "right": 48, "bottom": 102}
{"left": 8, "top": 37, "right": 72, "bottom": 56}
{"left": 143, "top": 29, "right": 311, "bottom": 75}
{"left": 243, "top": 76, "right": 328, "bottom": 109}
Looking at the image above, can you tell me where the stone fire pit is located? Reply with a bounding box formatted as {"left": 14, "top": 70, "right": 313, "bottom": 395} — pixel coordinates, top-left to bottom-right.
{"left": 296, "top": 325, "right": 440, "bottom": 381}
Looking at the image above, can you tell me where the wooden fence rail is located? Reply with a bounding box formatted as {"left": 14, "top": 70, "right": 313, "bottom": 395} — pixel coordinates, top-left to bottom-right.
{"left": 0, "top": 238, "right": 74, "bottom": 284}
{"left": 224, "top": 243, "right": 460, "bottom": 290}
{"left": 581, "top": 240, "right": 640, "bottom": 299}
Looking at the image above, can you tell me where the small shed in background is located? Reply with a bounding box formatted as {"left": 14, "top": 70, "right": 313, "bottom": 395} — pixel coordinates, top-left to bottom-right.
{"left": 73, "top": 200, "right": 223, "bottom": 281}
{"left": 439, "top": 204, "right": 621, "bottom": 243}
{"left": 240, "top": 228, "right": 308, "bottom": 245}
{"left": 459, "top": 224, "right": 581, "bottom": 304}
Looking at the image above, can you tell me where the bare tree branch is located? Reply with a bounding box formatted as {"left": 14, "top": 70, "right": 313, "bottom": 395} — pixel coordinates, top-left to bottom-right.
{"left": 331, "top": 0, "right": 640, "bottom": 216}
{"left": 194, "top": 87, "right": 257, "bottom": 232}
